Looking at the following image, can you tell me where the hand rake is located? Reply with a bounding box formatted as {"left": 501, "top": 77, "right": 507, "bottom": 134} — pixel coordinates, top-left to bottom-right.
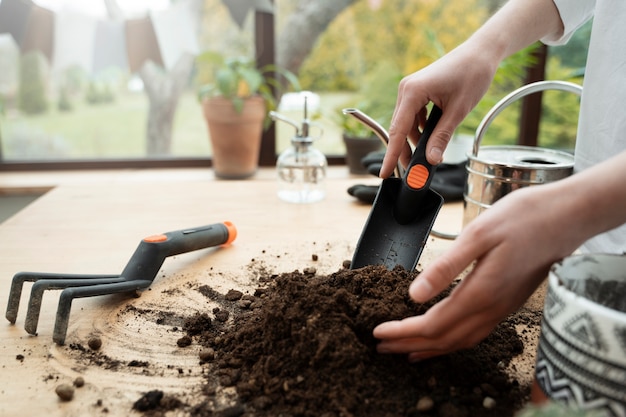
{"left": 5, "top": 222, "right": 236, "bottom": 345}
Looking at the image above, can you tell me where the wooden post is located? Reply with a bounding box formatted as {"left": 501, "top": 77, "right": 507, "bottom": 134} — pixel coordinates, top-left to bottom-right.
{"left": 255, "top": 3, "right": 276, "bottom": 167}
{"left": 518, "top": 44, "right": 548, "bottom": 147}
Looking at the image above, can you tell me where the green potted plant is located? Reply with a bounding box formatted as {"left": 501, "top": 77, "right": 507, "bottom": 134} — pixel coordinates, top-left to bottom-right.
{"left": 196, "top": 52, "right": 300, "bottom": 179}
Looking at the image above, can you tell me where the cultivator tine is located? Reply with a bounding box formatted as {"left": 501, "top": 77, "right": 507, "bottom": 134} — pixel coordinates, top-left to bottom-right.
{"left": 6, "top": 272, "right": 119, "bottom": 325}
{"left": 23, "top": 276, "right": 124, "bottom": 335}
{"left": 6, "top": 272, "right": 39, "bottom": 324}
{"left": 53, "top": 280, "right": 153, "bottom": 345}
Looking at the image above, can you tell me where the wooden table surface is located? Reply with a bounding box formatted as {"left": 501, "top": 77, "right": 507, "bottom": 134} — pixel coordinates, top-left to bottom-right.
{"left": 0, "top": 168, "right": 480, "bottom": 416}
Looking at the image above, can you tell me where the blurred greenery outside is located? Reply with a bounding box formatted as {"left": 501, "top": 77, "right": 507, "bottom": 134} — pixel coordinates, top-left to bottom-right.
{"left": 0, "top": 0, "right": 590, "bottom": 162}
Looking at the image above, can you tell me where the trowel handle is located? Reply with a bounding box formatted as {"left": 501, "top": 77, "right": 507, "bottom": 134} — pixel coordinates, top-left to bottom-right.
{"left": 394, "top": 106, "right": 442, "bottom": 224}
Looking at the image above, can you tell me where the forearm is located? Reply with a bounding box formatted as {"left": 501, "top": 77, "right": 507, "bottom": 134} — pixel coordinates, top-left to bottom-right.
{"left": 560, "top": 150, "right": 626, "bottom": 243}
{"left": 463, "top": 0, "right": 563, "bottom": 63}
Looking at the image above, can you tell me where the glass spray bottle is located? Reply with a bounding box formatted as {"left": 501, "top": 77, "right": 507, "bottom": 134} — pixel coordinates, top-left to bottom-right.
{"left": 270, "top": 98, "right": 328, "bottom": 203}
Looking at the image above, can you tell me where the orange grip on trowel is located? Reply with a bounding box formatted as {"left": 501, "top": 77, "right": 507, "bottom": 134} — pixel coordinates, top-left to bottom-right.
{"left": 406, "top": 164, "right": 429, "bottom": 190}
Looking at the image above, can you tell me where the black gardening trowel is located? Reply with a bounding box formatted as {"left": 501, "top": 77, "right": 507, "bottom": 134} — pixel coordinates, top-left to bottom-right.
{"left": 350, "top": 106, "right": 443, "bottom": 271}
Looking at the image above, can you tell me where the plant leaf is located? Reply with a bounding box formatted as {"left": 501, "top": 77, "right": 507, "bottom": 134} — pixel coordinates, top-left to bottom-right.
{"left": 239, "top": 67, "right": 263, "bottom": 96}
{"left": 216, "top": 68, "right": 237, "bottom": 98}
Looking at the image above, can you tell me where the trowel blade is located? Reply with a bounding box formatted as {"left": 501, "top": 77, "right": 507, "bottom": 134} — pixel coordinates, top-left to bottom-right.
{"left": 351, "top": 177, "right": 443, "bottom": 271}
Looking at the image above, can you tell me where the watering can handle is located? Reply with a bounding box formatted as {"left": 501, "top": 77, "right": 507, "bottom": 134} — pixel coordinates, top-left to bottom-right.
{"left": 471, "top": 80, "right": 582, "bottom": 156}
{"left": 431, "top": 80, "right": 583, "bottom": 241}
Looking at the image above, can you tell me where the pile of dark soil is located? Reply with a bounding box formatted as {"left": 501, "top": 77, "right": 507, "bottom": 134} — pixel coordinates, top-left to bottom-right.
{"left": 168, "top": 265, "right": 540, "bottom": 417}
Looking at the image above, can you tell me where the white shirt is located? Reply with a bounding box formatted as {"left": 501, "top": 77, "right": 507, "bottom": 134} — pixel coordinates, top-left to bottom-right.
{"left": 542, "top": 0, "right": 626, "bottom": 254}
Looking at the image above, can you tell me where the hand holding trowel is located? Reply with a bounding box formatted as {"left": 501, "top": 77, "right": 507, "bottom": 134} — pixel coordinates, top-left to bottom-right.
{"left": 349, "top": 106, "right": 444, "bottom": 271}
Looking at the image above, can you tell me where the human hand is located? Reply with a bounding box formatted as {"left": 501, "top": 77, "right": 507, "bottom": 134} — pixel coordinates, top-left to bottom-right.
{"left": 372, "top": 183, "right": 587, "bottom": 361}
{"left": 380, "top": 44, "right": 498, "bottom": 178}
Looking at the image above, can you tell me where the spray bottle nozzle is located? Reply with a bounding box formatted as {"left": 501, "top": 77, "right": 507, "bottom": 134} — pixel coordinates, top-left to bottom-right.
{"left": 269, "top": 97, "right": 316, "bottom": 139}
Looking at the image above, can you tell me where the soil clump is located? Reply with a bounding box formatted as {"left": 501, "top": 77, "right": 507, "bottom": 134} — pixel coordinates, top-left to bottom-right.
{"left": 175, "top": 264, "right": 541, "bottom": 417}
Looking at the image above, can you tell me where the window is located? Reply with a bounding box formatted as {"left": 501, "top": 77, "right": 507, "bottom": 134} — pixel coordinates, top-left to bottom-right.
{"left": 0, "top": 0, "right": 589, "bottom": 170}
{"left": 0, "top": 0, "right": 242, "bottom": 167}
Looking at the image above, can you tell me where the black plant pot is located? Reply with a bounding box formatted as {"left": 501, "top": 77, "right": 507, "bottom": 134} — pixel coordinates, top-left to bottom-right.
{"left": 343, "top": 135, "right": 384, "bottom": 175}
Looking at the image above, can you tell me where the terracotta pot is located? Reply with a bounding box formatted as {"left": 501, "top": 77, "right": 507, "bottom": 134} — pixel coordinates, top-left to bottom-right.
{"left": 202, "top": 96, "right": 266, "bottom": 179}
{"left": 342, "top": 134, "right": 384, "bottom": 175}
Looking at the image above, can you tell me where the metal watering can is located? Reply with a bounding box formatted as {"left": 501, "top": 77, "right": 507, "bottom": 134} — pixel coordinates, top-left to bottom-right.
{"left": 436, "top": 80, "right": 582, "bottom": 239}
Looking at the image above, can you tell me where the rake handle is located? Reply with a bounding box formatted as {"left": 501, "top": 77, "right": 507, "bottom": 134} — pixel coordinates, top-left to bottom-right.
{"left": 120, "top": 222, "right": 237, "bottom": 282}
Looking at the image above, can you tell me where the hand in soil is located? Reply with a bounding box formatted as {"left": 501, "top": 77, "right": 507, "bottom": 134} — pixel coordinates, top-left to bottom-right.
{"left": 375, "top": 186, "right": 571, "bottom": 361}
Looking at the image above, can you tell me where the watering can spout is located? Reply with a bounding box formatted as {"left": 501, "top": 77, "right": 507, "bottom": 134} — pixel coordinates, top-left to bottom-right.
{"left": 342, "top": 108, "right": 403, "bottom": 178}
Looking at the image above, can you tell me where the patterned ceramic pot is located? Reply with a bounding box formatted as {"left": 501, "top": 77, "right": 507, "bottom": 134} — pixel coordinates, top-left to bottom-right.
{"left": 533, "top": 254, "right": 626, "bottom": 417}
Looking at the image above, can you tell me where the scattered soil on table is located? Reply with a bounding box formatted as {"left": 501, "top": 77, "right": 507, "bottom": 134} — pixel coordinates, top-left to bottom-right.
{"left": 134, "top": 264, "right": 542, "bottom": 417}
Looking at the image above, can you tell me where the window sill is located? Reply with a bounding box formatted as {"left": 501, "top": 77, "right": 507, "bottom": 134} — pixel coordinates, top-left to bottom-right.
{"left": 0, "top": 166, "right": 366, "bottom": 196}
